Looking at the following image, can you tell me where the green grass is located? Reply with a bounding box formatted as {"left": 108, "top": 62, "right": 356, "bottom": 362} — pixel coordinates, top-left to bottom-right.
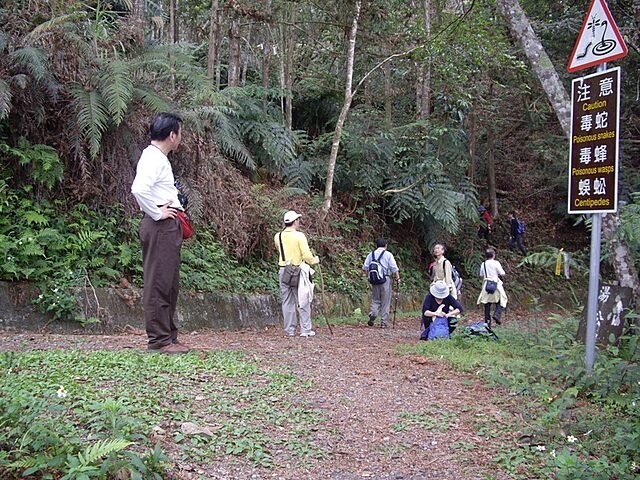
{"left": 3, "top": 313, "right": 640, "bottom": 479}
{"left": 397, "top": 314, "right": 640, "bottom": 479}
{"left": 0, "top": 349, "right": 325, "bottom": 478}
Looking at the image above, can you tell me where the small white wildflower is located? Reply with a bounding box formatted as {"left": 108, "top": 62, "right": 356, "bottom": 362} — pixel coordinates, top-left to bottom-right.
{"left": 567, "top": 435, "right": 578, "bottom": 444}
{"left": 53, "top": 288, "right": 58, "bottom": 293}
{"left": 56, "top": 386, "right": 67, "bottom": 398}
{"left": 550, "top": 449, "right": 556, "bottom": 457}
{"left": 536, "top": 445, "right": 546, "bottom": 452}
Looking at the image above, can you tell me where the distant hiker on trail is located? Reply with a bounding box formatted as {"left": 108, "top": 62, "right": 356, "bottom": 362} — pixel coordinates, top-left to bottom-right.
{"left": 430, "top": 243, "right": 458, "bottom": 299}
{"left": 508, "top": 210, "right": 527, "bottom": 256}
{"left": 477, "top": 205, "right": 492, "bottom": 241}
{"left": 477, "top": 248, "right": 508, "bottom": 327}
{"left": 420, "top": 280, "right": 463, "bottom": 339}
{"left": 274, "top": 210, "right": 320, "bottom": 338}
{"left": 363, "top": 238, "right": 400, "bottom": 329}
{"left": 131, "top": 112, "right": 191, "bottom": 355}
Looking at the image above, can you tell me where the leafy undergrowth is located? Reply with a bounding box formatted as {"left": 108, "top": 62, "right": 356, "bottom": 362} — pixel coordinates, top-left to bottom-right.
{"left": 0, "top": 349, "right": 323, "bottom": 479}
{"left": 400, "top": 312, "right": 640, "bottom": 480}
{"left": 3, "top": 310, "right": 640, "bottom": 479}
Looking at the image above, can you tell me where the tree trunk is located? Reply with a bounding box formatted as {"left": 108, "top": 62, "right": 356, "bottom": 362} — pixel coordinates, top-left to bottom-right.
{"left": 228, "top": 12, "right": 241, "bottom": 87}
{"left": 241, "top": 24, "right": 252, "bottom": 86}
{"left": 467, "top": 109, "right": 476, "bottom": 185}
{"left": 384, "top": 60, "right": 392, "bottom": 123}
{"left": 486, "top": 126, "right": 497, "bottom": 220}
{"left": 262, "top": 0, "right": 272, "bottom": 89}
{"left": 207, "top": 0, "right": 220, "bottom": 85}
{"left": 602, "top": 213, "right": 640, "bottom": 306}
{"left": 495, "top": 0, "right": 571, "bottom": 137}
{"left": 131, "top": 0, "right": 145, "bottom": 40}
{"left": 169, "top": 0, "right": 177, "bottom": 43}
{"left": 321, "top": 0, "right": 361, "bottom": 217}
{"left": 284, "top": 7, "right": 295, "bottom": 129}
{"left": 417, "top": 0, "right": 432, "bottom": 120}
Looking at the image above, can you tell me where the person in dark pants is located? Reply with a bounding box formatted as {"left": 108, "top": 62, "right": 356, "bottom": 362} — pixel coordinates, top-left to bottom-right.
{"left": 131, "top": 112, "right": 191, "bottom": 354}
{"left": 477, "top": 205, "right": 492, "bottom": 241}
{"left": 508, "top": 210, "right": 527, "bottom": 256}
{"left": 477, "top": 248, "right": 508, "bottom": 327}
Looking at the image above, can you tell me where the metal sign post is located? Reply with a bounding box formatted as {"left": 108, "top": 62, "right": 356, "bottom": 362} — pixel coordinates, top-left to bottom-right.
{"left": 567, "top": 62, "right": 621, "bottom": 373}
{"left": 585, "top": 212, "right": 602, "bottom": 371}
{"left": 567, "top": 0, "right": 627, "bottom": 374}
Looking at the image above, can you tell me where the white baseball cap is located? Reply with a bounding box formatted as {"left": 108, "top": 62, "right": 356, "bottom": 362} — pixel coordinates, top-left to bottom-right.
{"left": 283, "top": 210, "right": 302, "bottom": 224}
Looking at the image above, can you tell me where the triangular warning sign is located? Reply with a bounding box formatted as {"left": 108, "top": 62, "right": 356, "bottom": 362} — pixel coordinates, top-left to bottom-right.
{"left": 567, "top": 0, "right": 628, "bottom": 72}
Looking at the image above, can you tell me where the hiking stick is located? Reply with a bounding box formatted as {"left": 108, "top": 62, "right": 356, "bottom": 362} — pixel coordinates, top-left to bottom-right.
{"left": 392, "top": 280, "right": 399, "bottom": 329}
{"left": 316, "top": 264, "right": 334, "bottom": 335}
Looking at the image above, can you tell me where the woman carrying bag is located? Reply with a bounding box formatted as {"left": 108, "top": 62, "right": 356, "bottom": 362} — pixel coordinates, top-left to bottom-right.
{"left": 477, "top": 248, "right": 508, "bottom": 327}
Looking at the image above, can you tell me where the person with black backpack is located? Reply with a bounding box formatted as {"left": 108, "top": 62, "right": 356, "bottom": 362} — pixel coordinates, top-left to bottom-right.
{"left": 508, "top": 210, "right": 527, "bottom": 256}
{"left": 362, "top": 238, "right": 400, "bottom": 328}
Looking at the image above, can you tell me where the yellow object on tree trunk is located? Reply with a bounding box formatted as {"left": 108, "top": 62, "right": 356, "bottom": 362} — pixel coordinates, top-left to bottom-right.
{"left": 555, "top": 248, "right": 564, "bottom": 276}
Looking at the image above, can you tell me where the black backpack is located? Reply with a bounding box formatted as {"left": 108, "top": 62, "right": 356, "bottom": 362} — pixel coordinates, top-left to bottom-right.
{"left": 367, "top": 250, "right": 387, "bottom": 285}
{"left": 449, "top": 261, "right": 463, "bottom": 296}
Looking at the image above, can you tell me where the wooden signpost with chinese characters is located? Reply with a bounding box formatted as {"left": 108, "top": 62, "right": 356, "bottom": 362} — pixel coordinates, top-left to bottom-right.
{"left": 568, "top": 67, "right": 620, "bottom": 214}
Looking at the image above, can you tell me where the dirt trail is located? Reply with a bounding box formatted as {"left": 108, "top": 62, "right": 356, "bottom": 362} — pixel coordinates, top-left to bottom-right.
{"left": 1, "top": 316, "right": 519, "bottom": 479}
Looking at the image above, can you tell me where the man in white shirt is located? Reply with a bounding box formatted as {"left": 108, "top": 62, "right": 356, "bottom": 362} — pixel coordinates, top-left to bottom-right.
{"left": 131, "top": 112, "right": 190, "bottom": 354}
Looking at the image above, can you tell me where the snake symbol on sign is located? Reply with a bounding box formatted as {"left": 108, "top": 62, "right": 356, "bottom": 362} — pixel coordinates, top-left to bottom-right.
{"left": 577, "top": 14, "right": 617, "bottom": 59}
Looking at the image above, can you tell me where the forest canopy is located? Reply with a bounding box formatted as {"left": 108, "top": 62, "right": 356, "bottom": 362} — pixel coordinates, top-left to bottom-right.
{"left": 0, "top": 0, "right": 638, "bottom": 297}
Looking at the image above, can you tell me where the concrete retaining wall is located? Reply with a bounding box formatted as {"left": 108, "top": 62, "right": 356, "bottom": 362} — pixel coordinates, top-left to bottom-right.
{"left": 0, "top": 281, "right": 423, "bottom": 334}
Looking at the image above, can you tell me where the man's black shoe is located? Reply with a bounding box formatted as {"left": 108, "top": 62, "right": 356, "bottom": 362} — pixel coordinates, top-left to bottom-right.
{"left": 367, "top": 314, "right": 375, "bottom": 327}
{"left": 493, "top": 316, "right": 502, "bottom": 325}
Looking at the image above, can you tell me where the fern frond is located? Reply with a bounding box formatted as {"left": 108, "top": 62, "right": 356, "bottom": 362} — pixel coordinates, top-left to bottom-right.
{"left": 0, "top": 31, "right": 7, "bottom": 52}
{"left": 21, "top": 211, "right": 49, "bottom": 226}
{"left": 70, "top": 86, "right": 111, "bottom": 158}
{"left": 202, "top": 109, "right": 256, "bottom": 170}
{"left": 132, "top": 85, "right": 173, "bottom": 114}
{"left": 11, "top": 47, "right": 49, "bottom": 83}
{"left": 6, "top": 455, "right": 42, "bottom": 470}
{"left": 25, "top": 12, "right": 84, "bottom": 42}
{"left": 423, "top": 183, "right": 462, "bottom": 232}
{"left": 99, "top": 58, "right": 133, "bottom": 125}
{"left": 0, "top": 79, "right": 13, "bottom": 120}
{"left": 78, "top": 439, "right": 133, "bottom": 465}
{"left": 240, "top": 120, "right": 297, "bottom": 169}
{"left": 9, "top": 46, "right": 60, "bottom": 103}
{"left": 74, "top": 229, "right": 106, "bottom": 251}
{"left": 283, "top": 154, "right": 316, "bottom": 192}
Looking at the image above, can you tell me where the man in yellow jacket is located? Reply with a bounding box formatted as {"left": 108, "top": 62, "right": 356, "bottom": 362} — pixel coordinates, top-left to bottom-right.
{"left": 274, "top": 210, "right": 320, "bottom": 337}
